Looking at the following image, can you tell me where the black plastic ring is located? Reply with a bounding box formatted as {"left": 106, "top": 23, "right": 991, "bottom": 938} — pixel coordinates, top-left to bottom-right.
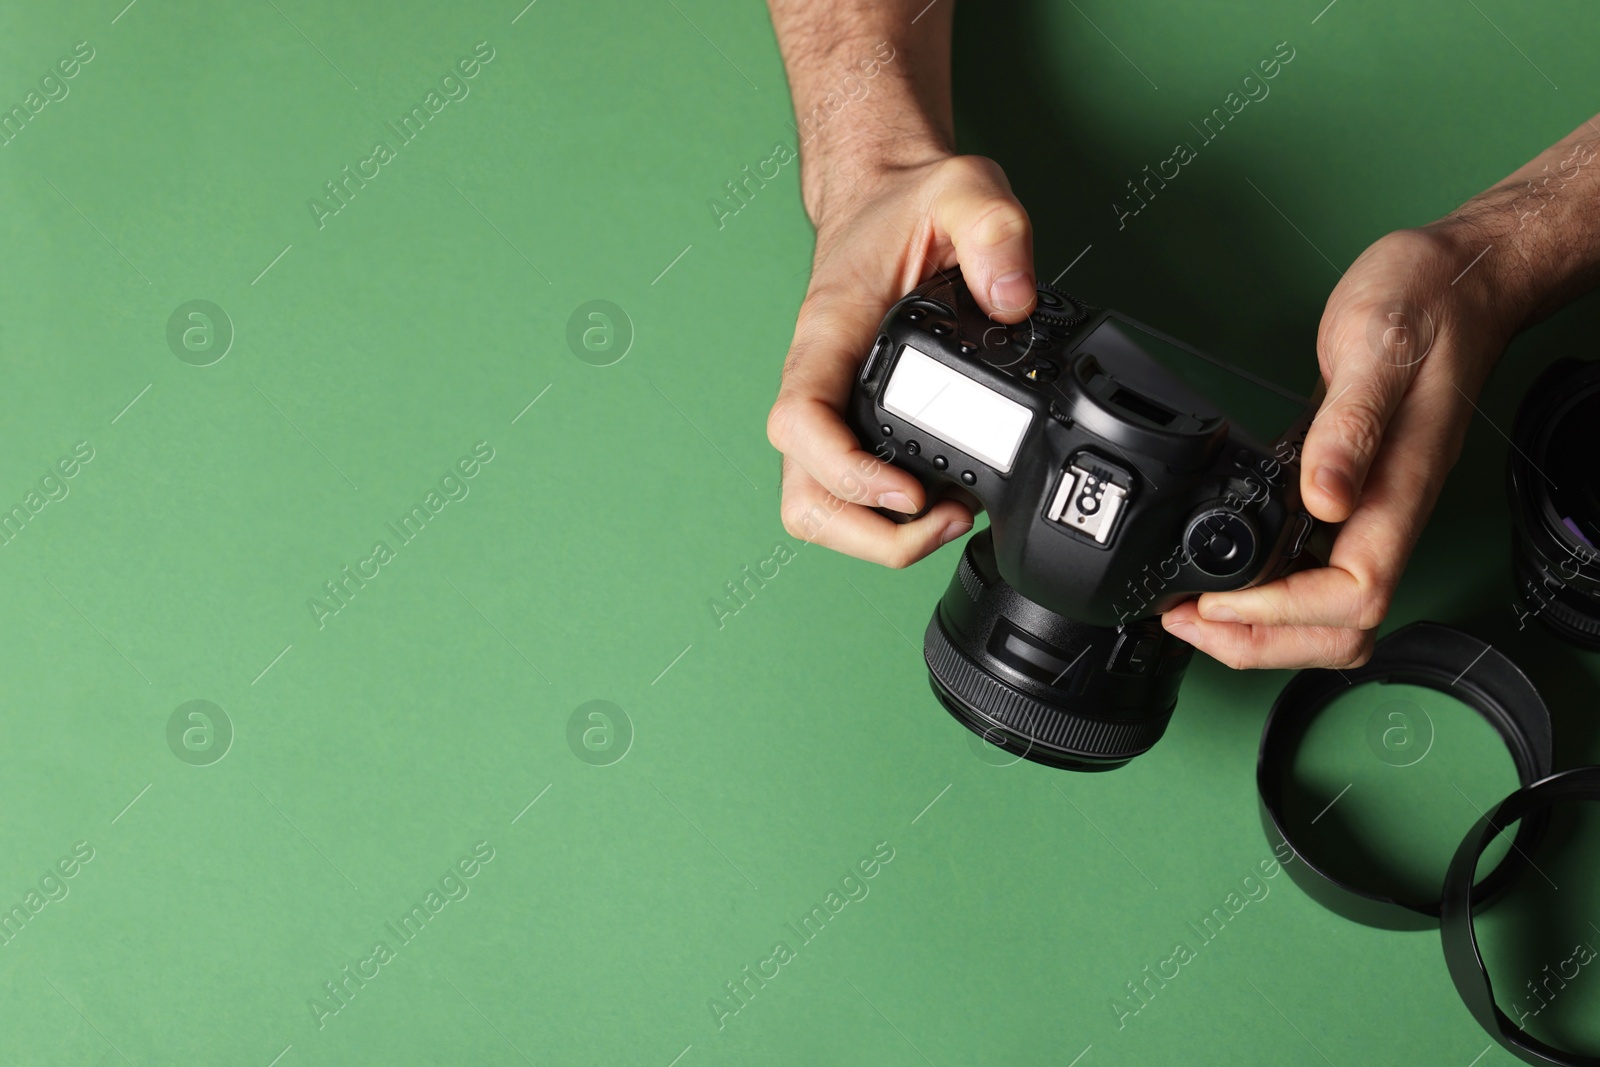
{"left": 1441, "top": 766, "right": 1600, "bottom": 1067}
{"left": 1257, "top": 621, "right": 1555, "bottom": 930}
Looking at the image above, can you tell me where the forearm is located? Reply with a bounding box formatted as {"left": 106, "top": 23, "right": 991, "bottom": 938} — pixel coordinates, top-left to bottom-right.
{"left": 1444, "top": 114, "right": 1600, "bottom": 332}
{"left": 766, "top": 0, "right": 956, "bottom": 224}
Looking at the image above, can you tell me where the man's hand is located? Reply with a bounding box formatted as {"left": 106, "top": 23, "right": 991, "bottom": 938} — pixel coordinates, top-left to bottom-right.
{"left": 1161, "top": 223, "right": 1514, "bottom": 668}
{"left": 763, "top": 0, "right": 1045, "bottom": 566}
{"left": 1164, "top": 112, "right": 1600, "bottom": 669}
{"left": 768, "top": 153, "right": 1038, "bottom": 566}
{"left": 764, "top": 0, "right": 1600, "bottom": 668}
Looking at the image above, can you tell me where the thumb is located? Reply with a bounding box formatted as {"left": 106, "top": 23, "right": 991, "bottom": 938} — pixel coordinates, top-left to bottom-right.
{"left": 932, "top": 157, "right": 1036, "bottom": 322}
{"left": 1300, "top": 319, "right": 1419, "bottom": 522}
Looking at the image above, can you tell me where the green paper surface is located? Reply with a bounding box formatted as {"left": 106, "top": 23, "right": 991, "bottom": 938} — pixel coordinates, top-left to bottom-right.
{"left": 2, "top": 1, "right": 1598, "bottom": 1063}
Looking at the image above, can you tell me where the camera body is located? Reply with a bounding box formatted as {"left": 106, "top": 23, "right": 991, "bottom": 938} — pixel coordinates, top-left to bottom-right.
{"left": 849, "top": 272, "right": 1315, "bottom": 630}
{"left": 845, "top": 271, "right": 1320, "bottom": 769}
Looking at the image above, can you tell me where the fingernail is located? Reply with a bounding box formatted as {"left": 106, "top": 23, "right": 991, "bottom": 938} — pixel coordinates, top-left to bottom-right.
{"left": 1202, "top": 603, "right": 1243, "bottom": 623}
{"left": 1314, "top": 466, "right": 1352, "bottom": 509}
{"left": 1163, "top": 618, "right": 1198, "bottom": 641}
{"left": 878, "top": 491, "right": 916, "bottom": 514}
{"left": 939, "top": 520, "right": 973, "bottom": 546}
{"left": 990, "top": 271, "right": 1035, "bottom": 313}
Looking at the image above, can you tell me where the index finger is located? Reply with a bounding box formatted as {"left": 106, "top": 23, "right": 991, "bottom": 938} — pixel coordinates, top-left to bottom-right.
{"left": 767, "top": 283, "right": 933, "bottom": 514}
{"left": 1194, "top": 372, "right": 1456, "bottom": 629}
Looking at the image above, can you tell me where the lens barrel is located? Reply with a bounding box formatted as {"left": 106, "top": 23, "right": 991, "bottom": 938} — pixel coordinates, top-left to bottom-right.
{"left": 924, "top": 530, "right": 1193, "bottom": 770}
{"left": 1509, "top": 358, "right": 1600, "bottom": 650}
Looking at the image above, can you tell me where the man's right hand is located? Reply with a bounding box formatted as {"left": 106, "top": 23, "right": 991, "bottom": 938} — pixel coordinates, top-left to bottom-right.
{"left": 767, "top": 153, "right": 1038, "bottom": 567}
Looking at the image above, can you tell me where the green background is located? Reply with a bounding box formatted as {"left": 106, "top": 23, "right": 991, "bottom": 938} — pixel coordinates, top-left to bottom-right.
{"left": 2, "top": 0, "right": 1598, "bottom": 1063}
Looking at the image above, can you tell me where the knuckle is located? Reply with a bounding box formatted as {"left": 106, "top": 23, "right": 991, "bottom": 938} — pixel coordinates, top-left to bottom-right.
{"left": 1333, "top": 630, "right": 1375, "bottom": 668}
{"left": 1342, "top": 228, "right": 1453, "bottom": 286}
{"left": 835, "top": 471, "right": 869, "bottom": 506}
{"left": 1324, "top": 401, "right": 1386, "bottom": 463}
{"left": 880, "top": 541, "right": 921, "bottom": 570}
{"left": 778, "top": 502, "right": 821, "bottom": 544}
{"left": 790, "top": 283, "right": 852, "bottom": 345}
{"left": 1354, "top": 586, "right": 1392, "bottom": 631}
{"left": 937, "top": 154, "right": 1000, "bottom": 186}
{"left": 766, "top": 397, "right": 798, "bottom": 451}
{"left": 1372, "top": 225, "right": 1455, "bottom": 268}
{"left": 780, "top": 344, "right": 815, "bottom": 383}
{"left": 797, "top": 280, "right": 847, "bottom": 319}
{"left": 966, "top": 197, "right": 1030, "bottom": 249}
{"left": 1214, "top": 642, "right": 1257, "bottom": 671}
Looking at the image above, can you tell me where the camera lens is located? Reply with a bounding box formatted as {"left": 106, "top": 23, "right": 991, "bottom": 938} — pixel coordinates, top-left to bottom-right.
{"left": 1509, "top": 358, "right": 1600, "bottom": 649}
{"left": 923, "top": 530, "right": 1192, "bottom": 770}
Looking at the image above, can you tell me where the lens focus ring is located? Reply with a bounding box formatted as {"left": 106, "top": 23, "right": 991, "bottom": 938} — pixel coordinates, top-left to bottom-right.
{"left": 924, "top": 614, "right": 1173, "bottom": 763}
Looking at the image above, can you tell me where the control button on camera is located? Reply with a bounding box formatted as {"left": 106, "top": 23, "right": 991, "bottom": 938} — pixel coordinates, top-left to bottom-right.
{"left": 932, "top": 456, "right": 948, "bottom": 470}
{"left": 1184, "top": 509, "right": 1259, "bottom": 577}
{"left": 860, "top": 335, "right": 891, "bottom": 382}
{"left": 1030, "top": 285, "right": 1087, "bottom": 328}
{"left": 907, "top": 307, "right": 926, "bottom": 321}
{"left": 959, "top": 341, "right": 978, "bottom": 355}
{"left": 931, "top": 321, "right": 954, "bottom": 336}
{"left": 1283, "top": 512, "right": 1313, "bottom": 559}
{"left": 881, "top": 424, "right": 893, "bottom": 436}
{"left": 905, "top": 440, "right": 920, "bottom": 455}
{"left": 961, "top": 470, "right": 976, "bottom": 485}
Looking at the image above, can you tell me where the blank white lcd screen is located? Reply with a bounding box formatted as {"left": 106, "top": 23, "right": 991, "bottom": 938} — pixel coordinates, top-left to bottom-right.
{"left": 880, "top": 345, "right": 1034, "bottom": 473}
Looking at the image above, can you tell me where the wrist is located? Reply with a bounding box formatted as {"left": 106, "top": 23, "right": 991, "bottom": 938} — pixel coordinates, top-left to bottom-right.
{"left": 785, "top": 48, "right": 955, "bottom": 228}
{"left": 1421, "top": 213, "right": 1525, "bottom": 347}
{"left": 766, "top": 4, "right": 956, "bottom": 229}
{"left": 800, "top": 125, "right": 951, "bottom": 228}
{"left": 1437, "top": 131, "right": 1600, "bottom": 336}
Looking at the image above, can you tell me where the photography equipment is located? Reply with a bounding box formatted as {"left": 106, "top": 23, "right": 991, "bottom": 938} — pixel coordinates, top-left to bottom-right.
{"left": 1257, "top": 622, "right": 1554, "bottom": 931}
{"left": 1442, "top": 766, "right": 1600, "bottom": 1067}
{"left": 848, "top": 271, "right": 1319, "bottom": 769}
{"left": 1259, "top": 624, "right": 1600, "bottom": 1066}
{"left": 1510, "top": 357, "right": 1600, "bottom": 650}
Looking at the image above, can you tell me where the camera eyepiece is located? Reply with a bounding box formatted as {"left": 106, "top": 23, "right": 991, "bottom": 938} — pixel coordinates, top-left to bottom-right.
{"left": 1509, "top": 358, "right": 1600, "bottom": 649}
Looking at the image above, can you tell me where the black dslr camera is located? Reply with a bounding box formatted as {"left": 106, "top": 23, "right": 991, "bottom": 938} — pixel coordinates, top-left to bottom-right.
{"left": 847, "top": 271, "right": 1320, "bottom": 770}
